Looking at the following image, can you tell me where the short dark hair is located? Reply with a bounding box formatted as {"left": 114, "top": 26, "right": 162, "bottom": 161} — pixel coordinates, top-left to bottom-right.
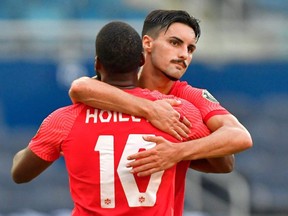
{"left": 96, "top": 21, "right": 143, "bottom": 74}
{"left": 142, "top": 10, "right": 201, "bottom": 42}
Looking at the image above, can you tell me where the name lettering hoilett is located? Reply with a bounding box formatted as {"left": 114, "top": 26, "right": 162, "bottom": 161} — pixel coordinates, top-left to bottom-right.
{"left": 85, "top": 109, "right": 142, "bottom": 123}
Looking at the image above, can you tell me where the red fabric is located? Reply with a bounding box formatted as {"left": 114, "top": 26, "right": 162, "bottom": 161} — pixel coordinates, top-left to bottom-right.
{"left": 29, "top": 87, "right": 213, "bottom": 215}
{"left": 169, "top": 81, "right": 230, "bottom": 216}
{"left": 170, "top": 81, "right": 230, "bottom": 122}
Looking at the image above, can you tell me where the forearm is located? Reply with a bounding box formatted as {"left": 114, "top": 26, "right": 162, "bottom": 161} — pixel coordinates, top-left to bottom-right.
{"left": 179, "top": 127, "right": 241, "bottom": 173}
{"left": 179, "top": 125, "right": 252, "bottom": 160}
{"left": 69, "top": 77, "right": 191, "bottom": 140}
{"left": 126, "top": 133, "right": 237, "bottom": 176}
{"left": 190, "top": 156, "right": 235, "bottom": 173}
{"left": 69, "top": 77, "right": 153, "bottom": 118}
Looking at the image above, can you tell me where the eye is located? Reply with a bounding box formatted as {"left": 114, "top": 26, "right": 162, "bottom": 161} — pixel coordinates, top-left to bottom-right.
{"left": 170, "top": 39, "right": 180, "bottom": 46}
{"left": 187, "top": 46, "right": 196, "bottom": 54}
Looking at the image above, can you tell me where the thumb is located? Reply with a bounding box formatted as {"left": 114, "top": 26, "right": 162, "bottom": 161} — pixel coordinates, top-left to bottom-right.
{"left": 142, "top": 135, "right": 159, "bottom": 143}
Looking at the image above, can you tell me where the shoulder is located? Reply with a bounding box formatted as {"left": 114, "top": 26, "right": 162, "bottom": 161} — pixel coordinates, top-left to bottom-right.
{"left": 170, "top": 80, "right": 203, "bottom": 97}
{"left": 171, "top": 81, "right": 222, "bottom": 104}
{"left": 41, "top": 104, "right": 85, "bottom": 131}
{"left": 171, "top": 81, "right": 230, "bottom": 122}
{"left": 48, "top": 103, "right": 84, "bottom": 120}
{"left": 28, "top": 104, "right": 85, "bottom": 162}
{"left": 171, "top": 81, "right": 214, "bottom": 104}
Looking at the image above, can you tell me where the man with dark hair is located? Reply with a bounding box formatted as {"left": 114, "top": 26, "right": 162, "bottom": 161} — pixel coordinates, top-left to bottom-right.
{"left": 142, "top": 9, "right": 201, "bottom": 42}
{"left": 11, "top": 21, "right": 214, "bottom": 215}
{"left": 69, "top": 10, "right": 252, "bottom": 216}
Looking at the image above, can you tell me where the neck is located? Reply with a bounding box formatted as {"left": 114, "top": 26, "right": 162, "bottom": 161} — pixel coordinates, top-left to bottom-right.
{"left": 139, "top": 64, "right": 174, "bottom": 95}
{"left": 102, "top": 73, "right": 138, "bottom": 89}
{"left": 112, "top": 83, "right": 137, "bottom": 89}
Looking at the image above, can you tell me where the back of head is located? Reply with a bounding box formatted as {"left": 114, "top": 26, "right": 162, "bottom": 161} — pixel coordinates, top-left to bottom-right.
{"left": 96, "top": 21, "right": 143, "bottom": 74}
{"left": 142, "top": 9, "right": 201, "bottom": 42}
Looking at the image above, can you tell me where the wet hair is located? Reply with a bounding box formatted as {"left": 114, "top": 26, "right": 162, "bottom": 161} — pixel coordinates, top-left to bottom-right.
{"left": 142, "top": 9, "right": 201, "bottom": 42}
{"left": 96, "top": 21, "right": 143, "bottom": 74}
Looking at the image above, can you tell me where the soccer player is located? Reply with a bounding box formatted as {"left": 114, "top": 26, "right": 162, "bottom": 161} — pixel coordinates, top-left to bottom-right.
{"left": 69, "top": 10, "right": 253, "bottom": 216}
{"left": 11, "top": 21, "right": 213, "bottom": 215}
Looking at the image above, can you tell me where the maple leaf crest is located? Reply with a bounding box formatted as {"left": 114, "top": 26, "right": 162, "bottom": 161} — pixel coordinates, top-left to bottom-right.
{"left": 104, "top": 198, "right": 112, "bottom": 205}
{"left": 139, "top": 196, "right": 145, "bottom": 203}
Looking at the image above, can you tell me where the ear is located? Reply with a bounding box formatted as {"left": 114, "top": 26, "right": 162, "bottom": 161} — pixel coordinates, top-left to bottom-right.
{"left": 94, "top": 56, "right": 101, "bottom": 71}
{"left": 139, "top": 53, "right": 145, "bottom": 67}
{"left": 94, "top": 56, "right": 97, "bottom": 72}
{"left": 142, "top": 35, "right": 153, "bottom": 53}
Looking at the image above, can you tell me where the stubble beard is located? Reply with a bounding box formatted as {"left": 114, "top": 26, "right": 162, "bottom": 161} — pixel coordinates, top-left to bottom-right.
{"left": 161, "top": 70, "right": 179, "bottom": 81}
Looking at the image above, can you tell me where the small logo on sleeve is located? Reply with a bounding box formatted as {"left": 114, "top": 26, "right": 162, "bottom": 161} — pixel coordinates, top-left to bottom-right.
{"left": 202, "top": 90, "right": 219, "bottom": 103}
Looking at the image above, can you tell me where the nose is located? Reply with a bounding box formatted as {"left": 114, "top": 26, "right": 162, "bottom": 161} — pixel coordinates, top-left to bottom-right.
{"left": 178, "top": 46, "right": 189, "bottom": 60}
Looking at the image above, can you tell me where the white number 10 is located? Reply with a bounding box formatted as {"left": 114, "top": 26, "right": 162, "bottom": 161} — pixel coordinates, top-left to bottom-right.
{"left": 94, "top": 134, "right": 164, "bottom": 208}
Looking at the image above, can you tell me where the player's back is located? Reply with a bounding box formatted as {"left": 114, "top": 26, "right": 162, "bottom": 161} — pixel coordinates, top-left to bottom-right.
{"left": 62, "top": 88, "right": 180, "bottom": 216}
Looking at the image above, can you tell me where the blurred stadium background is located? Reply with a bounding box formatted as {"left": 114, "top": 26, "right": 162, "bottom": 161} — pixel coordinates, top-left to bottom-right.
{"left": 1, "top": 0, "right": 288, "bottom": 215}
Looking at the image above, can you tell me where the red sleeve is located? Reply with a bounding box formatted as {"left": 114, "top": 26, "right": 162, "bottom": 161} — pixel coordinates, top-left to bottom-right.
{"left": 29, "top": 104, "right": 83, "bottom": 162}
{"left": 169, "top": 81, "right": 230, "bottom": 123}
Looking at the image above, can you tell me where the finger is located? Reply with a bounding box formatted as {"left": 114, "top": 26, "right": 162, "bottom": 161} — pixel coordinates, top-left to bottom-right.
{"left": 174, "top": 126, "right": 190, "bottom": 140}
{"left": 127, "top": 160, "right": 144, "bottom": 169}
{"left": 127, "top": 148, "right": 154, "bottom": 160}
{"left": 142, "top": 135, "right": 161, "bottom": 143}
{"left": 175, "top": 116, "right": 191, "bottom": 135}
{"left": 182, "top": 116, "right": 192, "bottom": 128}
{"left": 136, "top": 168, "right": 161, "bottom": 177}
{"left": 172, "top": 131, "right": 182, "bottom": 141}
{"left": 128, "top": 159, "right": 155, "bottom": 171}
{"left": 127, "top": 152, "right": 147, "bottom": 161}
{"left": 177, "top": 115, "right": 191, "bottom": 133}
{"left": 172, "top": 122, "right": 191, "bottom": 139}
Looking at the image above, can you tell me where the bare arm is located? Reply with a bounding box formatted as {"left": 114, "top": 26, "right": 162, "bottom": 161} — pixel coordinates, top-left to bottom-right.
{"left": 69, "top": 77, "right": 191, "bottom": 140}
{"left": 188, "top": 156, "right": 235, "bottom": 173}
{"left": 127, "top": 114, "right": 252, "bottom": 176}
{"left": 11, "top": 147, "right": 53, "bottom": 183}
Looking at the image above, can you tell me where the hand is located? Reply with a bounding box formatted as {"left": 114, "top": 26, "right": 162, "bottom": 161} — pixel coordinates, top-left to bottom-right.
{"left": 147, "top": 99, "right": 191, "bottom": 141}
{"left": 126, "top": 135, "right": 182, "bottom": 177}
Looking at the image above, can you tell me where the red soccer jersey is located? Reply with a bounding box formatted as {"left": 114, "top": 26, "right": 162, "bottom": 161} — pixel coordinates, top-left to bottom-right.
{"left": 29, "top": 87, "right": 211, "bottom": 216}
{"left": 169, "top": 80, "right": 230, "bottom": 216}
{"left": 170, "top": 80, "right": 229, "bottom": 123}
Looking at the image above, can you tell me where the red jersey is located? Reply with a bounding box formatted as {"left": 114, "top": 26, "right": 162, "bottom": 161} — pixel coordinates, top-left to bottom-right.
{"left": 29, "top": 88, "right": 210, "bottom": 216}
{"left": 169, "top": 80, "right": 230, "bottom": 216}
{"left": 170, "top": 81, "right": 229, "bottom": 123}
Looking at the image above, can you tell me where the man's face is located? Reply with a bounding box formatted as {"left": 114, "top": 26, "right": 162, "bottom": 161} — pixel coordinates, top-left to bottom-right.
{"left": 147, "top": 22, "right": 197, "bottom": 80}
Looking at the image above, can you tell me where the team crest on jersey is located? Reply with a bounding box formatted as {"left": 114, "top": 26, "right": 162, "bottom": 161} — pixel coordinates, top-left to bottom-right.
{"left": 202, "top": 90, "right": 218, "bottom": 103}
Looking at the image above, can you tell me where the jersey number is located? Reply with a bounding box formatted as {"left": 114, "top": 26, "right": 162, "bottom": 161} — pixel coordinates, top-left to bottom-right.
{"left": 94, "top": 134, "right": 164, "bottom": 208}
